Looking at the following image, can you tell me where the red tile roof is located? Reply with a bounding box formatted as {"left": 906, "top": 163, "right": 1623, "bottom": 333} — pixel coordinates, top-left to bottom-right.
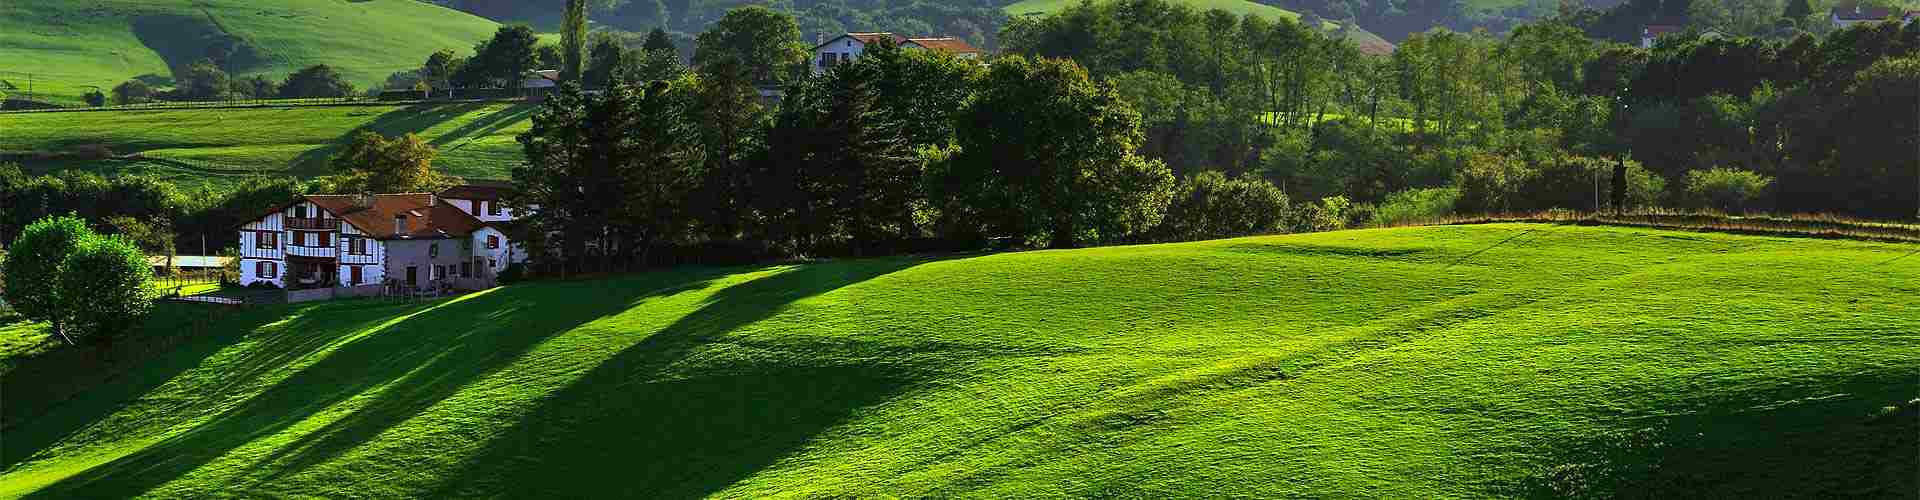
{"left": 438, "top": 180, "right": 515, "bottom": 201}
{"left": 305, "top": 193, "right": 484, "bottom": 240}
{"left": 904, "top": 37, "right": 982, "bottom": 55}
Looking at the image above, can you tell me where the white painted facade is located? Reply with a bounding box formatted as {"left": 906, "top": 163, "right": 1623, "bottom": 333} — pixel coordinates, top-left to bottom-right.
{"left": 237, "top": 188, "right": 528, "bottom": 293}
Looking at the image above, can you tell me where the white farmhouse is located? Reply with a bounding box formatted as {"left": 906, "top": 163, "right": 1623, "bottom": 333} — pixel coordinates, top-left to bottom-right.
{"left": 810, "top": 32, "right": 982, "bottom": 75}
{"left": 237, "top": 183, "right": 528, "bottom": 290}
{"left": 1831, "top": 6, "right": 1893, "bottom": 28}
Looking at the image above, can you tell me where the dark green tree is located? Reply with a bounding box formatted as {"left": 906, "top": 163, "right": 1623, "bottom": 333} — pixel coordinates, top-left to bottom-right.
{"left": 947, "top": 56, "right": 1176, "bottom": 248}
{"left": 278, "top": 65, "right": 355, "bottom": 98}
{"left": 176, "top": 59, "right": 230, "bottom": 100}
{"left": 3, "top": 215, "right": 92, "bottom": 345}
{"left": 693, "top": 6, "right": 805, "bottom": 84}
{"left": 56, "top": 234, "right": 153, "bottom": 347}
{"left": 83, "top": 89, "right": 106, "bottom": 107}
{"left": 458, "top": 25, "right": 541, "bottom": 87}
{"left": 643, "top": 27, "right": 677, "bottom": 54}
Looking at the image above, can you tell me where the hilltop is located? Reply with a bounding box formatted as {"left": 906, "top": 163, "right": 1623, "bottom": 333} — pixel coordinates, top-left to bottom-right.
{"left": 2, "top": 224, "right": 1914, "bottom": 497}
{"left": 0, "top": 0, "right": 500, "bottom": 105}
{"left": 1005, "top": 0, "right": 1300, "bottom": 20}
{"left": 0, "top": 103, "right": 533, "bottom": 186}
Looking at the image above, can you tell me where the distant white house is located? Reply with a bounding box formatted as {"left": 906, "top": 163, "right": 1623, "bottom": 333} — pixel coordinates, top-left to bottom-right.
{"left": 1641, "top": 25, "right": 1684, "bottom": 48}
{"left": 236, "top": 183, "right": 527, "bottom": 291}
{"left": 810, "top": 32, "right": 983, "bottom": 75}
{"left": 523, "top": 69, "right": 560, "bottom": 101}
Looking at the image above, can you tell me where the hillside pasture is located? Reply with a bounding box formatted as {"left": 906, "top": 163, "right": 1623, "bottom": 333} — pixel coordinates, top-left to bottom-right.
{"left": 0, "top": 0, "right": 499, "bottom": 105}
{"left": 1005, "top": 0, "right": 1301, "bottom": 20}
{"left": 0, "top": 224, "right": 1913, "bottom": 498}
{"left": 0, "top": 103, "right": 535, "bottom": 185}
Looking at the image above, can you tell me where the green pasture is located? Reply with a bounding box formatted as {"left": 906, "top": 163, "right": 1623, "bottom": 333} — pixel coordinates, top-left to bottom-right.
{"left": 0, "top": 0, "right": 499, "bottom": 105}
{"left": 1005, "top": 0, "right": 1300, "bottom": 20}
{"left": 0, "top": 103, "right": 536, "bottom": 184}
{"left": 1, "top": 224, "right": 1914, "bottom": 497}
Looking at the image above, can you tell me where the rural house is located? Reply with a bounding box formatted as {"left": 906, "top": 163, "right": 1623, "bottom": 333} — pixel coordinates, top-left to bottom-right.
{"left": 1830, "top": 6, "right": 1894, "bottom": 28}
{"left": 810, "top": 32, "right": 982, "bottom": 75}
{"left": 237, "top": 183, "right": 527, "bottom": 291}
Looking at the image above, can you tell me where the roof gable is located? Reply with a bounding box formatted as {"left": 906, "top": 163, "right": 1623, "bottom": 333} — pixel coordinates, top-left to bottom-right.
{"left": 902, "top": 37, "right": 981, "bottom": 55}
{"left": 304, "top": 193, "right": 484, "bottom": 240}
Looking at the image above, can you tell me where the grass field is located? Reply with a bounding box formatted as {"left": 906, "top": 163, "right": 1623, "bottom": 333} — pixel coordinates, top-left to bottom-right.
{"left": 0, "top": 0, "right": 499, "bottom": 105}
{"left": 0, "top": 103, "right": 535, "bottom": 185}
{"left": 1005, "top": 0, "right": 1301, "bottom": 20}
{"left": 0, "top": 223, "right": 1914, "bottom": 497}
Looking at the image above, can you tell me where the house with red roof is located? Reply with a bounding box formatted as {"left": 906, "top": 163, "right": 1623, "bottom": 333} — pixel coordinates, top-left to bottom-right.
{"left": 1831, "top": 5, "right": 1895, "bottom": 28}
{"left": 237, "top": 183, "right": 528, "bottom": 292}
{"left": 810, "top": 32, "right": 983, "bottom": 75}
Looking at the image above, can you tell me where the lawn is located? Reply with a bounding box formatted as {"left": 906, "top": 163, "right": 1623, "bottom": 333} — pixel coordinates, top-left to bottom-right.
{"left": 1005, "top": 0, "right": 1300, "bottom": 20}
{"left": 0, "top": 0, "right": 499, "bottom": 106}
{"left": 0, "top": 224, "right": 1914, "bottom": 497}
{"left": 0, "top": 103, "right": 536, "bottom": 185}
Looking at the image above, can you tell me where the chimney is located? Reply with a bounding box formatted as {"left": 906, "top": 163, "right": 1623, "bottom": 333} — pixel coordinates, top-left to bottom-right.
{"left": 395, "top": 215, "right": 407, "bottom": 235}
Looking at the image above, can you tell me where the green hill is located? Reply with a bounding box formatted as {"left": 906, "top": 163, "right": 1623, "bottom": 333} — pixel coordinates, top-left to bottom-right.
{"left": 0, "top": 103, "right": 534, "bottom": 185}
{"left": 2, "top": 224, "right": 1915, "bottom": 497}
{"left": 1005, "top": 0, "right": 1301, "bottom": 20}
{"left": 0, "top": 0, "right": 501, "bottom": 105}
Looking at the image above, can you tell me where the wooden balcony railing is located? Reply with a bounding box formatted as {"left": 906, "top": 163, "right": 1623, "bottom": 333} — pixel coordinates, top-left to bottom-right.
{"left": 286, "top": 218, "right": 341, "bottom": 230}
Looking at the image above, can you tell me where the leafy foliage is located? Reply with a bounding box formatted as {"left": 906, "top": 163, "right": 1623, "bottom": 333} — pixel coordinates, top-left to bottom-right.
{"left": 326, "top": 132, "right": 449, "bottom": 194}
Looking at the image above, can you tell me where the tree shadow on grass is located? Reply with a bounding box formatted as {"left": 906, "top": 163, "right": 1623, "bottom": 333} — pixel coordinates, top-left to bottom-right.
{"left": 0, "top": 303, "right": 290, "bottom": 469}
{"left": 19, "top": 267, "right": 735, "bottom": 499}
{"left": 1514, "top": 369, "right": 1919, "bottom": 499}
{"left": 287, "top": 102, "right": 492, "bottom": 175}
{"left": 427, "top": 256, "right": 945, "bottom": 498}
{"left": 427, "top": 103, "right": 536, "bottom": 152}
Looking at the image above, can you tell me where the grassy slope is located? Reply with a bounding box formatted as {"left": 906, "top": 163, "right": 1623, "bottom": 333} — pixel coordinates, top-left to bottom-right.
{"left": 0, "top": 103, "right": 535, "bottom": 185}
{"left": 1, "top": 224, "right": 1916, "bottom": 498}
{"left": 1005, "top": 0, "right": 1301, "bottom": 19}
{"left": 0, "top": 0, "right": 499, "bottom": 105}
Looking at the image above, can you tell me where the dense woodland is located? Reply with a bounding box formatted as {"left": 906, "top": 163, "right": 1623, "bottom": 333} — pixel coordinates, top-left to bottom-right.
{"left": 3, "top": 1, "right": 1916, "bottom": 270}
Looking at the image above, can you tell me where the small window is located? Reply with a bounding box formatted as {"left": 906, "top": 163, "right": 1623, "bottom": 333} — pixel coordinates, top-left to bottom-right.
{"left": 845, "top": 40, "right": 852, "bottom": 47}
{"left": 350, "top": 237, "right": 368, "bottom": 255}
{"left": 257, "top": 261, "right": 278, "bottom": 279}
{"left": 429, "top": 242, "right": 439, "bottom": 258}
{"left": 461, "top": 262, "right": 472, "bottom": 278}
{"left": 317, "top": 232, "right": 331, "bottom": 247}
{"left": 395, "top": 216, "right": 407, "bottom": 234}
{"left": 487, "top": 201, "right": 501, "bottom": 216}
{"left": 294, "top": 205, "right": 307, "bottom": 218}
{"left": 489, "top": 258, "right": 498, "bottom": 268}
{"left": 257, "top": 232, "right": 277, "bottom": 249}
{"left": 487, "top": 235, "right": 500, "bottom": 249}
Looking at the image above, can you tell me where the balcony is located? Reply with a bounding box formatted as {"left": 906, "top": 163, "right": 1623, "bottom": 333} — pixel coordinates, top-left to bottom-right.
{"left": 287, "top": 218, "right": 341, "bottom": 230}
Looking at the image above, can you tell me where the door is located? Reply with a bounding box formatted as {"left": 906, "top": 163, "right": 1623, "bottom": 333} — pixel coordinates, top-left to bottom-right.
{"left": 350, "top": 266, "right": 362, "bottom": 285}
{"left": 406, "top": 266, "right": 417, "bottom": 285}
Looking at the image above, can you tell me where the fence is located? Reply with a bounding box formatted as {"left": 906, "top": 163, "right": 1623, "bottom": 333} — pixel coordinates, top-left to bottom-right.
{"left": 0, "top": 91, "right": 529, "bottom": 115}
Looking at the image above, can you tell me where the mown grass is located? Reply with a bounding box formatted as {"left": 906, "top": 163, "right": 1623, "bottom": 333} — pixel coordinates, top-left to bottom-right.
{"left": 0, "top": 103, "right": 535, "bottom": 184}
{"left": 0, "top": 0, "right": 499, "bottom": 105}
{"left": 0, "top": 224, "right": 1915, "bottom": 498}
{"left": 1005, "top": 0, "right": 1300, "bottom": 19}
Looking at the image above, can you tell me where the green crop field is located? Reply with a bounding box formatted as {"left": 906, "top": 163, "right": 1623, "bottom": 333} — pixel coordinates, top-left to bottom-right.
{"left": 0, "top": 0, "right": 500, "bottom": 105}
{"left": 1, "top": 224, "right": 1914, "bottom": 498}
{"left": 0, "top": 103, "right": 535, "bottom": 185}
{"left": 1005, "top": 0, "right": 1301, "bottom": 20}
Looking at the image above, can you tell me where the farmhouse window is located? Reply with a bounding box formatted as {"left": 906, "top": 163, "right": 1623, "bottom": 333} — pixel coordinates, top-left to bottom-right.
{"left": 294, "top": 205, "right": 307, "bottom": 218}
{"left": 429, "top": 242, "right": 439, "bottom": 258}
{"left": 488, "top": 259, "right": 497, "bottom": 269}
{"left": 257, "top": 261, "right": 277, "bottom": 279}
{"left": 350, "top": 237, "right": 368, "bottom": 255}
{"left": 257, "top": 232, "right": 277, "bottom": 249}
{"left": 487, "top": 201, "right": 501, "bottom": 216}
{"left": 487, "top": 235, "right": 500, "bottom": 249}
{"left": 316, "top": 232, "right": 331, "bottom": 247}
{"left": 461, "top": 262, "right": 472, "bottom": 278}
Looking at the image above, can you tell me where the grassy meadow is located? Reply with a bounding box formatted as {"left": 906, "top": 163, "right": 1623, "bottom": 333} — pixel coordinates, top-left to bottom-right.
{"left": 0, "top": 103, "right": 534, "bottom": 186}
{"left": 0, "top": 0, "right": 498, "bottom": 105}
{"left": 0, "top": 223, "right": 1914, "bottom": 498}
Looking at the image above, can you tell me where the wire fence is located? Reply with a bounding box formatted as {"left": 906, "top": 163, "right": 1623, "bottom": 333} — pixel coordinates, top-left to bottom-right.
{"left": 0, "top": 92, "right": 529, "bottom": 115}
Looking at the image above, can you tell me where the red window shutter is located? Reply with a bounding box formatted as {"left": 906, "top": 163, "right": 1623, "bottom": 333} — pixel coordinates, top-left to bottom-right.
{"left": 318, "top": 232, "right": 331, "bottom": 247}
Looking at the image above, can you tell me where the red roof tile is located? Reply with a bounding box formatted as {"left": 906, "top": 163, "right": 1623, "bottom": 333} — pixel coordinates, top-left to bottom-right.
{"left": 306, "top": 193, "right": 484, "bottom": 240}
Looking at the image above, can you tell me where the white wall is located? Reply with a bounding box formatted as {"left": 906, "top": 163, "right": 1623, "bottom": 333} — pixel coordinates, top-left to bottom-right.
{"left": 384, "top": 238, "right": 479, "bottom": 285}
{"left": 813, "top": 36, "right": 868, "bottom": 74}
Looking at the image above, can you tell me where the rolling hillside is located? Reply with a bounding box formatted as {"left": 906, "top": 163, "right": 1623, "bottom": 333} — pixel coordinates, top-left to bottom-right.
{"left": 0, "top": 0, "right": 501, "bottom": 105}
{"left": 0, "top": 103, "right": 534, "bottom": 185}
{"left": 1005, "top": 0, "right": 1300, "bottom": 20}
{"left": 2, "top": 224, "right": 1915, "bottom": 497}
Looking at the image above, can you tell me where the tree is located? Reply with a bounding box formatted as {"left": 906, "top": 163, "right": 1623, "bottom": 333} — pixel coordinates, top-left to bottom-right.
{"left": 106, "top": 215, "right": 175, "bottom": 266}
{"left": 948, "top": 56, "right": 1176, "bottom": 248}
{"left": 230, "top": 75, "right": 277, "bottom": 98}
{"left": 514, "top": 85, "right": 594, "bottom": 270}
{"left": 176, "top": 59, "right": 230, "bottom": 100}
{"left": 83, "top": 89, "right": 106, "bottom": 107}
{"left": 112, "top": 80, "right": 153, "bottom": 105}
{"left": 57, "top": 235, "right": 153, "bottom": 347}
{"left": 459, "top": 25, "right": 541, "bottom": 87}
{"left": 562, "top": 0, "right": 589, "bottom": 83}
{"left": 688, "top": 59, "right": 767, "bottom": 241}
{"left": 585, "top": 35, "right": 632, "bottom": 88}
{"left": 643, "top": 27, "right": 677, "bottom": 54}
{"left": 3, "top": 215, "right": 91, "bottom": 345}
{"left": 1156, "top": 171, "right": 1291, "bottom": 241}
{"left": 329, "top": 132, "right": 449, "bottom": 193}
{"left": 1685, "top": 167, "right": 1773, "bottom": 212}
{"left": 693, "top": 6, "right": 805, "bottom": 84}
{"left": 1784, "top": 0, "right": 1813, "bottom": 21}
{"left": 423, "top": 49, "right": 461, "bottom": 89}
{"left": 278, "top": 65, "right": 355, "bottom": 98}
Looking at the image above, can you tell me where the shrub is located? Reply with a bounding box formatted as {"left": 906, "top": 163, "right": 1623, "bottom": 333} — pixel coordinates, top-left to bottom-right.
{"left": 1453, "top": 152, "right": 1537, "bottom": 213}
{"left": 498, "top": 263, "right": 527, "bottom": 284}
{"left": 1289, "top": 196, "right": 1351, "bottom": 233}
{"left": 83, "top": 89, "right": 106, "bottom": 107}
{"left": 112, "top": 80, "right": 153, "bottom": 105}
{"left": 56, "top": 235, "right": 153, "bottom": 345}
{"left": 1686, "top": 167, "right": 1774, "bottom": 213}
{"left": 1370, "top": 187, "right": 1461, "bottom": 226}
{"left": 1156, "top": 171, "right": 1291, "bottom": 241}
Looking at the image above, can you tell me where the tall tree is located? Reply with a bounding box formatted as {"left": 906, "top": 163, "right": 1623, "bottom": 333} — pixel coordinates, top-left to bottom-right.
{"left": 644, "top": 27, "right": 677, "bottom": 54}
{"left": 55, "top": 234, "right": 153, "bottom": 348}
{"left": 687, "top": 58, "right": 766, "bottom": 240}
{"left": 3, "top": 215, "right": 91, "bottom": 345}
{"left": 947, "top": 56, "right": 1176, "bottom": 248}
{"left": 562, "top": 0, "right": 589, "bottom": 83}
{"left": 693, "top": 6, "right": 805, "bottom": 84}
{"left": 459, "top": 25, "right": 541, "bottom": 87}
{"left": 328, "top": 132, "right": 449, "bottom": 193}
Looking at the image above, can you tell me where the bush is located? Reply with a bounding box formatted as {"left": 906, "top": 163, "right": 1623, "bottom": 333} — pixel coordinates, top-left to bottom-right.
{"left": 497, "top": 263, "right": 527, "bottom": 284}
{"left": 1288, "top": 196, "right": 1351, "bottom": 233}
{"left": 56, "top": 235, "right": 153, "bottom": 345}
{"left": 1370, "top": 187, "right": 1461, "bottom": 226}
{"left": 1155, "top": 171, "right": 1291, "bottom": 241}
{"left": 1686, "top": 167, "right": 1774, "bottom": 213}
{"left": 83, "top": 89, "right": 106, "bottom": 107}
{"left": 112, "top": 80, "right": 153, "bottom": 105}
{"left": 1454, "top": 152, "right": 1538, "bottom": 213}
